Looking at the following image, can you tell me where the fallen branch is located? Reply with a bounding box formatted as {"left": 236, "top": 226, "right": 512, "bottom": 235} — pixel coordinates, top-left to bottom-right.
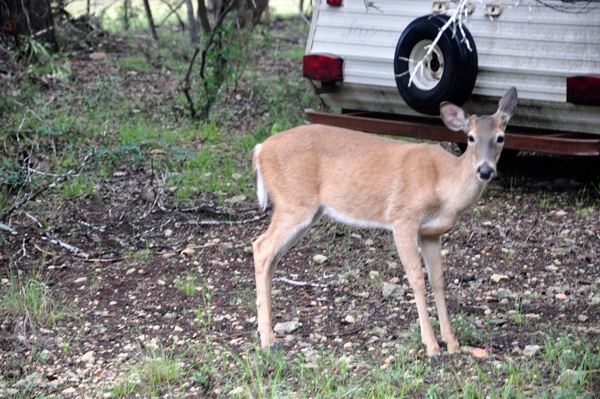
{"left": 181, "top": 213, "right": 269, "bottom": 226}
{"left": 1, "top": 120, "right": 109, "bottom": 222}
{"left": 274, "top": 277, "right": 328, "bottom": 288}
{"left": 48, "top": 238, "right": 90, "bottom": 259}
{"left": 333, "top": 326, "right": 363, "bottom": 337}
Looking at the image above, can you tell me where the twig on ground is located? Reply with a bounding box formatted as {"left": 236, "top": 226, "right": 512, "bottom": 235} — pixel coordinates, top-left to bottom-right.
{"left": 47, "top": 238, "right": 90, "bottom": 259}
{"left": 182, "top": 213, "right": 269, "bottom": 226}
{"left": 274, "top": 277, "right": 328, "bottom": 288}
{"left": 333, "top": 326, "right": 363, "bottom": 337}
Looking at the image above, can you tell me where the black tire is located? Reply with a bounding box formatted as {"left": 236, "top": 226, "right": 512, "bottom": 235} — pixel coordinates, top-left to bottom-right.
{"left": 394, "top": 14, "right": 478, "bottom": 115}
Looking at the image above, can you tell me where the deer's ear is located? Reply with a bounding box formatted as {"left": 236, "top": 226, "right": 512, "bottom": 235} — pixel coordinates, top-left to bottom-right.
{"left": 496, "top": 87, "right": 518, "bottom": 126}
{"left": 440, "top": 102, "right": 471, "bottom": 132}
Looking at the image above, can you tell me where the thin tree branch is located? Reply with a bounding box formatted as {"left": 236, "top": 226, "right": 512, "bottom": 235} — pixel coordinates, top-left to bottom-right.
{"left": 181, "top": 0, "right": 236, "bottom": 118}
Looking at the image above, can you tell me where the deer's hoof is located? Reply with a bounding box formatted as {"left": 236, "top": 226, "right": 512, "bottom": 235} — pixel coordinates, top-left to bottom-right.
{"left": 264, "top": 341, "right": 282, "bottom": 351}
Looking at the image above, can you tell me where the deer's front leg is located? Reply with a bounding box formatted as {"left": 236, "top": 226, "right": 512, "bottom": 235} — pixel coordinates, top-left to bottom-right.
{"left": 420, "top": 234, "right": 460, "bottom": 354}
{"left": 393, "top": 225, "right": 440, "bottom": 357}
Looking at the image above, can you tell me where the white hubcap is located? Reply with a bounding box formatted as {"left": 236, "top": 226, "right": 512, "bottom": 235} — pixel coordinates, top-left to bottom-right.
{"left": 409, "top": 40, "right": 444, "bottom": 91}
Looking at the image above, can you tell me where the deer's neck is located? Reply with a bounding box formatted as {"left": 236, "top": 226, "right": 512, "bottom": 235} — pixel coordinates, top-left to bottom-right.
{"left": 451, "top": 152, "right": 488, "bottom": 213}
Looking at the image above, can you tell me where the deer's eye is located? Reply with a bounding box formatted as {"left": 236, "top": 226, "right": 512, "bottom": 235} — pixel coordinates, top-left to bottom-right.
{"left": 468, "top": 135, "right": 475, "bottom": 143}
{"left": 497, "top": 135, "right": 505, "bottom": 144}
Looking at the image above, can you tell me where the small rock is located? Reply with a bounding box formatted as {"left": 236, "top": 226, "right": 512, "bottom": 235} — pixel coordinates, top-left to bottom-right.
{"left": 273, "top": 320, "right": 299, "bottom": 334}
{"left": 523, "top": 345, "right": 542, "bottom": 357}
{"left": 123, "top": 344, "right": 136, "bottom": 351}
{"left": 313, "top": 254, "right": 327, "bottom": 264}
{"left": 164, "top": 229, "right": 173, "bottom": 238}
{"left": 471, "top": 348, "right": 488, "bottom": 358}
{"left": 73, "top": 277, "right": 87, "bottom": 283}
{"left": 372, "top": 326, "right": 387, "bottom": 337}
{"left": 338, "top": 354, "right": 354, "bottom": 364}
{"left": 382, "top": 283, "right": 405, "bottom": 299}
{"left": 161, "top": 252, "right": 176, "bottom": 259}
{"left": 39, "top": 349, "right": 55, "bottom": 363}
{"left": 489, "top": 318, "right": 508, "bottom": 326}
{"left": 174, "top": 326, "right": 184, "bottom": 332}
{"left": 89, "top": 51, "right": 107, "bottom": 60}
{"left": 389, "top": 277, "right": 400, "bottom": 284}
{"left": 229, "top": 387, "right": 244, "bottom": 395}
{"left": 365, "top": 238, "right": 374, "bottom": 246}
{"left": 578, "top": 315, "right": 589, "bottom": 322}
{"left": 157, "top": 279, "right": 166, "bottom": 285}
{"left": 62, "top": 387, "right": 77, "bottom": 395}
{"left": 490, "top": 274, "right": 509, "bottom": 283}
{"left": 109, "top": 301, "right": 117, "bottom": 305}
{"left": 387, "top": 262, "right": 398, "bottom": 270}
{"left": 91, "top": 325, "right": 107, "bottom": 335}
{"left": 369, "top": 271, "right": 379, "bottom": 279}
{"left": 555, "top": 293, "right": 567, "bottom": 300}
{"left": 126, "top": 268, "right": 136, "bottom": 275}
{"left": 231, "top": 173, "right": 242, "bottom": 181}
{"left": 343, "top": 315, "right": 356, "bottom": 324}
{"left": 225, "top": 194, "right": 246, "bottom": 204}
{"left": 555, "top": 210, "right": 567, "bottom": 216}
{"left": 79, "top": 351, "right": 95, "bottom": 364}
{"left": 384, "top": 355, "right": 395, "bottom": 364}
{"left": 181, "top": 247, "right": 196, "bottom": 256}
{"left": 343, "top": 342, "right": 353, "bottom": 349}
{"left": 545, "top": 265, "right": 559, "bottom": 272}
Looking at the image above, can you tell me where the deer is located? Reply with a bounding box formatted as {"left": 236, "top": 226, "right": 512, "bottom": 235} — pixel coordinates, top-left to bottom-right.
{"left": 251, "top": 87, "right": 517, "bottom": 358}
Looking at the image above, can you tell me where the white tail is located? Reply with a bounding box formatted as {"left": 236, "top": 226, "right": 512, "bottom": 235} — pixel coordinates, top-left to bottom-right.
{"left": 253, "top": 144, "right": 269, "bottom": 211}
{"left": 252, "top": 87, "right": 517, "bottom": 357}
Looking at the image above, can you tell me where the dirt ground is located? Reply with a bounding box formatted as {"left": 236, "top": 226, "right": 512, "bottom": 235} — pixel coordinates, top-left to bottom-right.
{"left": 2, "top": 141, "right": 600, "bottom": 397}
{"left": 1, "top": 18, "right": 600, "bottom": 398}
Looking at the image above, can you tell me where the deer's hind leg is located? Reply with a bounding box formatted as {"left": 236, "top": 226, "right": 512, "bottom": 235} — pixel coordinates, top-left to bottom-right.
{"left": 253, "top": 206, "right": 323, "bottom": 347}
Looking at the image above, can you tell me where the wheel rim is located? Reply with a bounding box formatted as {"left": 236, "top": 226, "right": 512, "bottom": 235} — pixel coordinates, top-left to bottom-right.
{"left": 408, "top": 40, "right": 444, "bottom": 91}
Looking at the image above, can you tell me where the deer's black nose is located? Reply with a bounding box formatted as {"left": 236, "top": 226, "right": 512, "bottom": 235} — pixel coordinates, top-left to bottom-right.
{"left": 478, "top": 165, "right": 494, "bottom": 181}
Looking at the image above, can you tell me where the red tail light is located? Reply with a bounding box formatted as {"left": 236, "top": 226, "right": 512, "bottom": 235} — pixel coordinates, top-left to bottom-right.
{"left": 303, "top": 55, "right": 343, "bottom": 81}
{"left": 327, "top": 0, "right": 343, "bottom": 5}
{"left": 567, "top": 75, "right": 600, "bottom": 106}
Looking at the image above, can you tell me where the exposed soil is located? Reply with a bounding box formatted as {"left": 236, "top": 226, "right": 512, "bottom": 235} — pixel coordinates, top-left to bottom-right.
{"left": 1, "top": 18, "right": 600, "bottom": 398}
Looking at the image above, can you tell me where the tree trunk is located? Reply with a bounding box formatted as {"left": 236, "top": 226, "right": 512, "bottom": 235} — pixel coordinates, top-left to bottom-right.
{"left": 122, "top": 0, "right": 128, "bottom": 30}
{"left": 197, "top": 0, "right": 211, "bottom": 33}
{"left": 0, "top": 0, "right": 56, "bottom": 47}
{"left": 142, "top": 0, "right": 158, "bottom": 40}
{"left": 184, "top": 0, "right": 198, "bottom": 46}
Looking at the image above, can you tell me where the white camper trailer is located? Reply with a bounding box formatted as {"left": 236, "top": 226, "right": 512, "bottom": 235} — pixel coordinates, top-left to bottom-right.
{"left": 303, "top": 0, "right": 600, "bottom": 155}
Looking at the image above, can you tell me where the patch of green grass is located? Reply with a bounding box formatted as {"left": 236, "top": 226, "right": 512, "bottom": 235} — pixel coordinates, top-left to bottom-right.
{"left": 1, "top": 268, "right": 73, "bottom": 326}
{"left": 113, "top": 344, "right": 194, "bottom": 398}
{"left": 63, "top": 174, "right": 94, "bottom": 198}
{"left": 175, "top": 271, "right": 199, "bottom": 297}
